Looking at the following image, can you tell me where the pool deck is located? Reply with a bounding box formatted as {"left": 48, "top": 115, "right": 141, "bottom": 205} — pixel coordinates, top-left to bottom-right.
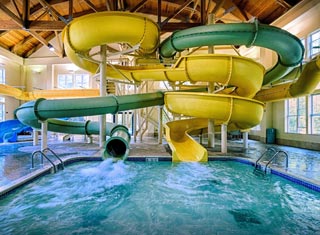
{"left": 1, "top": 136, "right": 320, "bottom": 196}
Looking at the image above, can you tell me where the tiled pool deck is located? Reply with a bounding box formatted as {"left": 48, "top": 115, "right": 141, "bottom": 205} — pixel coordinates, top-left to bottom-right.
{"left": 1, "top": 136, "right": 320, "bottom": 196}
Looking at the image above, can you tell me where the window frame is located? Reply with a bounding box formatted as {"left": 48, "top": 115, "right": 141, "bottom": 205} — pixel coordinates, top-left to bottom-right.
{"left": 0, "top": 67, "right": 5, "bottom": 121}
{"left": 57, "top": 73, "right": 90, "bottom": 89}
{"left": 285, "top": 97, "right": 307, "bottom": 134}
{"left": 308, "top": 29, "right": 320, "bottom": 58}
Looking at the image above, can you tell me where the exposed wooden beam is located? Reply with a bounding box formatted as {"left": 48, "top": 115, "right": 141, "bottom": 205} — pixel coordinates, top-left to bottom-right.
{"left": 83, "top": 0, "right": 99, "bottom": 12}
{"left": 38, "top": 0, "right": 69, "bottom": 24}
{"left": 22, "top": 0, "right": 30, "bottom": 29}
{"left": 161, "top": 22, "right": 202, "bottom": 32}
{"left": 157, "top": 0, "right": 161, "bottom": 26}
{"left": 232, "top": 2, "right": 250, "bottom": 21}
{"left": 210, "top": 0, "right": 225, "bottom": 15}
{"left": 0, "top": 20, "right": 65, "bottom": 30}
{"left": 28, "top": 30, "right": 62, "bottom": 57}
{"left": 68, "top": 0, "right": 73, "bottom": 21}
{"left": 160, "top": 0, "right": 194, "bottom": 28}
{"left": 200, "top": 0, "right": 205, "bottom": 24}
{"left": 0, "top": 3, "right": 23, "bottom": 27}
{"left": 11, "top": 0, "right": 22, "bottom": 18}
{"left": 130, "top": 0, "right": 148, "bottom": 12}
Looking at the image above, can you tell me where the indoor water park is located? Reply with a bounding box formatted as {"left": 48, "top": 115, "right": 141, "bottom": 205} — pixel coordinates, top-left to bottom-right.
{"left": 0, "top": 0, "right": 320, "bottom": 234}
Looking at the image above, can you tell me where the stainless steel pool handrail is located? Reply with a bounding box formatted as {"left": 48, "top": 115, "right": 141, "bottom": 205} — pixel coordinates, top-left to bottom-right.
{"left": 31, "top": 150, "right": 57, "bottom": 173}
{"left": 42, "top": 147, "right": 64, "bottom": 170}
{"left": 31, "top": 148, "right": 64, "bottom": 173}
{"left": 255, "top": 147, "right": 278, "bottom": 168}
{"left": 265, "top": 150, "right": 289, "bottom": 173}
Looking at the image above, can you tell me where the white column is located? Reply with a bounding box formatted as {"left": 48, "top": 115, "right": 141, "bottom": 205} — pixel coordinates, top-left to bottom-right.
{"left": 207, "top": 13, "right": 215, "bottom": 148}
{"left": 208, "top": 83, "right": 215, "bottom": 148}
{"left": 243, "top": 132, "right": 249, "bottom": 149}
{"left": 221, "top": 124, "right": 227, "bottom": 154}
{"left": 99, "top": 44, "right": 107, "bottom": 148}
{"left": 158, "top": 106, "right": 163, "bottom": 144}
{"left": 33, "top": 129, "right": 39, "bottom": 146}
{"left": 40, "top": 121, "right": 48, "bottom": 151}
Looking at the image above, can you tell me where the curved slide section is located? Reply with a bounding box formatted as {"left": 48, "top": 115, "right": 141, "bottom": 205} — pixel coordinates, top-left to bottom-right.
{"left": 15, "top": 92, "right": 164, "bottom": 158}
{"left": 106, "top": 54, "right": 265, "bottom": 98}
{"left": 255, "top": 56, "right": 320, "bottom": 102}
{"left": 164, "top": 93, "right": 265, "bottom": 162}
{"left": 62, "top": 11, "right": 159, "bottom": 74}
{"left": 165, "top": 118, "right": 209, "bottom": 162}
{"left": 159, "top": 22, "right": 304, "bottom": 85}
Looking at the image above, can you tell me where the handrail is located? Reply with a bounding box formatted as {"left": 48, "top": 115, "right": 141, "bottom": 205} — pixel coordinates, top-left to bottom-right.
{"left": 42, "top": 147, "right": 64, "bottom": 170}
{"left": 31, "top": 148, "right": 64, "bottom": 173}
{"left": 254, "top": 147, "right": 277, "bottom": 168}
{"left": 31, "top": 150, "right": 57, "bottom": 173}
{"left": 265, "top": 150, "right": 289, "bottom": 173}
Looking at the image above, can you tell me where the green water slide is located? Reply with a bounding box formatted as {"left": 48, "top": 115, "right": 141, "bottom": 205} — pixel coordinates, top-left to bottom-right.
{"left": 159, "top": 22, "right": 304, "bottom": 85}
{"left": 15, "top": 92, "right": 164, "bottom": 158}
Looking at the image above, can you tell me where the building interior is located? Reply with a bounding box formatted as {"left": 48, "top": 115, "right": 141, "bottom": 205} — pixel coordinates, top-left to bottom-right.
{"left": 0, "top": 0, "right": 319, "bottom": 154}
{"left": 0, "top": 1, "right": 320, "bottom": 234}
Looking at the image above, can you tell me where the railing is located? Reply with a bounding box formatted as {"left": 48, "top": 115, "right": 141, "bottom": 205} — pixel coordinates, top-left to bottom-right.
{"left": 265, "top": 150, "right": 288, "bottom": 173}
{"left": 255, "top": 147, "right": 288, "bottom": 174}
{"left": 254, "top": 147, "right": 277, "bottom": 168}
{"left": 31, "top": 148, "right": 64, "bottom": 173}
{"left": 42, "top": 148, "right": 64, "bottom": 170}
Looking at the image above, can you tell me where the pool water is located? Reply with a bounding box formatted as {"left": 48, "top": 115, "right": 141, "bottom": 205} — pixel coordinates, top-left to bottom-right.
{"left": 0, "top": 160, "right": 319, "bottom": 235}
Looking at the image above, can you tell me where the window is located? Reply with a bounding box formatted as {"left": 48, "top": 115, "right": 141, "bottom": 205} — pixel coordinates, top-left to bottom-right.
{"left": 57, "top": 73, "right": 90, "bottom": 89}
{"left": 0, "top": 67, "right": 5, "bottom": 121}
{"left": 0, "top": 97, "right": 4, "bottom": 122}
{"left": 75, "top": 74, "right": 90, "bottom": 88}
{"left": 285, "top": 97, "right": 306, "bottom": 134}
{"left": 309, "top": 29, "right": 320, "bottom": 58}
{"left": 0, "top": 67, "right": 5, "bottom": 84}
{"left": 310, "top": 94, "right": 320, "bottom": 134}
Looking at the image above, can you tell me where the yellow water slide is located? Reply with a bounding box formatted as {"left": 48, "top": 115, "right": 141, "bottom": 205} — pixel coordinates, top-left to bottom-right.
{"left": 8, "top": 12, "right": 319, "bottom": 162}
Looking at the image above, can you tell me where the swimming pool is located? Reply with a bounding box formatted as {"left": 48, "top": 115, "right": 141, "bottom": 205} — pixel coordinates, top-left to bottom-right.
{"left": 0, "top": 160, "right": 319, "bottom": 235}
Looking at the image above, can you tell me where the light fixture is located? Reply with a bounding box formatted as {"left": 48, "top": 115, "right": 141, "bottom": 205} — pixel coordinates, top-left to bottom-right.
{"left": 48, "top": 43, "right": 55, "bottom": 52}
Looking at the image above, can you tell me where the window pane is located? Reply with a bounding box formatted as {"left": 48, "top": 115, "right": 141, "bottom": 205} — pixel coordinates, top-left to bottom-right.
{"left": 298, "top": 116, "right": 306, "bottom": 134}
{"left": 288, "top": 99, "right": 297, "bottom": 115}
{"left": 287, "top": 116, "right": 297, "bottom": 133}
{"left": 310, "top": 30, "right": 320, "bottom": 58}
{"left": 75, "top": 74, "right": 90, "bottom": 88}
{"left": 311, "top": 116, "right": 320, "bottom": 134}
{"left": 298, "top": 97, "right": 306, "bottom": 116}
{"left": 0, "top": 68, "right": 5, "bottom": 84}
{"left": 312, "top": 94, "right": 320, "bottom": 113}
{"left": 311, "top": 94, "right": 320, "bottom": 134}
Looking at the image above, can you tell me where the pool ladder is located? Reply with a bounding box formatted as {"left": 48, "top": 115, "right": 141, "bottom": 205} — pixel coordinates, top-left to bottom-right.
{"left": 254, "top": 147, "right": 288, "bottom": 174}
{"left": 31, "top": 147, "right": 64, "bottom": 173}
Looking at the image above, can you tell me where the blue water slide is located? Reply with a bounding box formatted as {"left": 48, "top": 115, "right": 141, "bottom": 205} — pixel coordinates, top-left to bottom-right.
{"left": 0, "top": 119, "right": 32, "bottom": 143}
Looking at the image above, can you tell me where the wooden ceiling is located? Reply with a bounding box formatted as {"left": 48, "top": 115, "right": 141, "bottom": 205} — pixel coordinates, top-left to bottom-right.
{"left": 0, "top": 0, "right": 302, "bottom": 58}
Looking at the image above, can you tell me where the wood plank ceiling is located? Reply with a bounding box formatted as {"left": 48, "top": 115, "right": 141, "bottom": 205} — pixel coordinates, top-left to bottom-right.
{"left": 0, "top": 0, "right": 302, "bottom": 58}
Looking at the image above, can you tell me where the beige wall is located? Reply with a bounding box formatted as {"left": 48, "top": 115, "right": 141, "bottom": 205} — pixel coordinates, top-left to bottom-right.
{"left": 250, "top": 1, "right": 320, "bottom": 149}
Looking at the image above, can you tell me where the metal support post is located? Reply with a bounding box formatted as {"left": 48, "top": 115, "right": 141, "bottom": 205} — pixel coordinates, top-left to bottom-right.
{"left": 208, "top": 82, "right": 215, "bottom": 148}
{"left": 221, "top": 123, "right": 227, "bottom": 153}
{"left": 99, "top": 44, "right": 107, "bottom": 148}
{"left": 33, "top": 129, "right": 39, "bottom": 146}
{"left": 243, "top": 132, "right": 249, "bottom": 149}
{"left": 40, "top": 121, "right": 48, "bottom": 151}
{"left": 158, "top": 105, "right": 163, "bottom": 144}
